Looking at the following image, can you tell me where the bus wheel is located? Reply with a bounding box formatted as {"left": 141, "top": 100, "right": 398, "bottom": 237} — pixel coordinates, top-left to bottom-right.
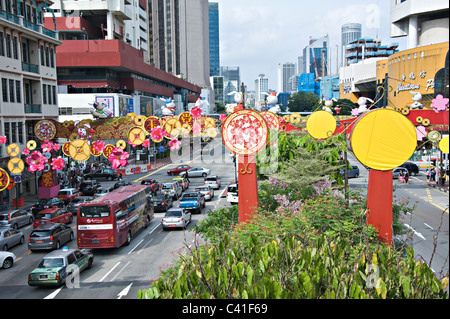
{"left": 125, "top": 231, "right": 131, "bottom": 246}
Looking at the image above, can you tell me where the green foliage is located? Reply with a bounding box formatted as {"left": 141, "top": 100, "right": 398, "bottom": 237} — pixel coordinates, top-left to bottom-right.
{"left": 287, "top": 91, "right": 320, "bottom": 112}
{"left": 192, "top": 205, "right": 238, "bottom": 244}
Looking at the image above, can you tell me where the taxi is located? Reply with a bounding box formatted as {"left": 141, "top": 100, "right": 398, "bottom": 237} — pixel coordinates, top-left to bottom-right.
{"left": 172, "top": 176, "right": 189, "bottom": 191}
{"left": 33, "top": 207, "right": 73, "bottom": 229}
{"left": 28, "top": 248, "right": 94, "bottom": 287}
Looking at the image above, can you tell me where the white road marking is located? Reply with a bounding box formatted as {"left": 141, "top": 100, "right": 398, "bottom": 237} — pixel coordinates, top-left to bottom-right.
{"left": 404, "top": 224, "right": 426, "bottom": 241}
{"left": 117, "top": 283, "right": 133, "bottom": 299}
{"left": 128, "top": 239, "right": 144, "bottom": 255}
{"left": 44, "top": 287, "right": 62, "bottom": 299}
{"left": 111, "top": 261, "right": 132, "bottom": 281}
{"left": 99, "top": 262, "right": 121, "bottom": 282}
{"left": 424, "top": 223, "right": 434, "bottom": 230}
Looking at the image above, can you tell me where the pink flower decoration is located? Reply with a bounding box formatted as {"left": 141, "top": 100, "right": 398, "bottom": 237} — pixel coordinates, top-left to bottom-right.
{"left": 53, "top": 143, "right": 60, "bottom": 152}
{"left": 431, "top": 94, "right": 449, "bottom": 113}
{"left": 190, "top": 106, "right": 202, "bottom": 119}
{"left": 150, "top": 126, "right": 166, "bottom": 142}
{"left": 219, "top": 114, "right": 227, "bottom": 122}
{"left": 0, "top": 136, "right": 7, "bottom": 144}
{"left": 351, "top": 108, "right": 360, "bottom": 116}
{"left": 128, "top": 140, "right": 137, "bottom": 148}
{"left": 192, "top": 124, "right": 201, "bottom": 137}
{"left": 416, "top": 125, "right": 426, "bottom": 141}
{"left": 51, "top": 156, "right": 65, "bottom": 171}
{"left": 142, "top": 139, "right": 150, "bottom": 148}
{"left": 93, "top": 140, "right": 105, "bottom": 153}
{"left": 26, "top": 151, "right": 47, "bottom": 173}
{"left": 169, "top": 138, "right": 181, "bottom": 151}
{"left": 41, "top": 140, "right": 54, "bottom": 153}
{"left": 23, "top": 148, "right": 30, "bottom": 156}
{"left": 108, "top": 147, "right": 129, "bottom": 169}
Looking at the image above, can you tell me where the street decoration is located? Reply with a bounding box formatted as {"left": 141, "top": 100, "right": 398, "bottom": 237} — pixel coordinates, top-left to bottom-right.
{"left": 7, "top": 157, "right": 25, "bottom": 175}
{"left": 68, "top": 139, "right": 91, "bottom": 162}
{"left": 260, "top": 111, "right": 280, "bottom": 130}
{"left": 108, "top": 147, "right": 130, "bottom": 170}
{"left": 431, "top": 94, "right": 449, "bottom": 113}
{"left": 34, "top": 119, "right": 57, "bottom": 141}
{"left": 6, "top": 143, "right": 20, "bottom": 157}
{"left": 160, "top": 98, "right": 176, "bottom": 116}
{"left": 128, "top": 127, "right": 147, "bottom": 146}
{"left": 306, "top": 111, "right": 337, "bottom": 140}
{"left": 439, "top": 136, "right": 449, "bottom": 154}
{"left": 102, "top": 144, "right": 115, "bottom": 159}
{"left": 25, "top": 150, "right": 47, "bottom": 173}
{"left": 26, "top": 140, "right": 37, "bottom": 150}
{"left": 116, "top": 140, "right": 127, "bottom": 150}
{"left": 0, "top": 168, "right": 10, "bottom": 192}
{"left": 144, "top": 116, "right": 161, "bottom": 134}
{"left": 90, "top": 101, "right": 112, "bottom": 118}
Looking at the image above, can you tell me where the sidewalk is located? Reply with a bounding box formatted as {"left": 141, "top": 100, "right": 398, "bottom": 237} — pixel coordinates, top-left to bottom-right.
{"left": 427, "top": 180, "right": 449, "bottom": 194}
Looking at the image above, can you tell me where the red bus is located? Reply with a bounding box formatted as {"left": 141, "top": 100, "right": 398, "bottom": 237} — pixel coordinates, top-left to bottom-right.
{"left": 77, "top": 185, "right": 154, "bottom": 249}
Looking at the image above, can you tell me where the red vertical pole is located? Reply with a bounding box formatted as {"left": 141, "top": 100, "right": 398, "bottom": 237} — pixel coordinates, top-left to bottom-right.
{"left": 237, "top": 155, "right": 259, "bottom": 224}
{"left": 366, "top": 169, "right": 393, "bottom": 245}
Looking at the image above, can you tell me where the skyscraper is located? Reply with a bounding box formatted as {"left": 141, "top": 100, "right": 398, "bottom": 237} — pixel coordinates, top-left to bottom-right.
{"left": 209, "top": 2, "right": 220, "bottom": 77}
{"left": 255, "top": 74, "right": 269, "bottom": 105}
{"left": 302, "top": 35, "right": 330, "bottom": 80}
{"left": 341, "top": 23, "right": 362, "bottom": 66}
{"left": 277, "top": 62, "right": 296, "bottom": 93}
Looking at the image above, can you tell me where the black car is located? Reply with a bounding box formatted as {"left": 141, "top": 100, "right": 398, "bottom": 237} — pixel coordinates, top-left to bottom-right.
{"left": 79, "top": 180, "right": 101, "bottom": 196}
{"left": 67, "top": 196, "right": 95, "bottom": 215}
{"left": 152, "top": 194, "right": 173, "bottom": 212}
{"left": 28, "top": 223, "right": 74, "bottom": 251}
{"left": 399, "top": 162, "right": 419, "bottom": 176}
{"left": 109, "top": 181, "right": 132, "bottom": 191}
{"left": 84, "top": 168, "right": 118, "bottom": 181}
{"left": 31, "top": 198, "right": 65, "bottom": 218}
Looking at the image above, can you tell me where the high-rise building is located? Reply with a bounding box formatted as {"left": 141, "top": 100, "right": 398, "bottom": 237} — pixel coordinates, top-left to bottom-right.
{"left": 302, "top": 35, "right": 330, "bottom": 80}
{"left": 341, "top": 23, "right": 362, "bottom": 66}
{"left": 344, "top": 38, "right": 399, "bottom": 66}
{"left": 221, "top": 66, "right": 240, "bottom": 104}
{"left": 209, "top": 2, "right": 220, "bottom": 77}
{"left": 255, "top": 73, "right": 269, "bottom": 104}
{"left": 277, "top": 62, "right": 296, "bottom": 93}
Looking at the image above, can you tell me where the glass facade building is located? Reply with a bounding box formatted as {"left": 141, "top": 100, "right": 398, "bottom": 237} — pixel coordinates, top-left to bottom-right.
{"left": 209, "top": 2, "right": 220, "bottom": 77}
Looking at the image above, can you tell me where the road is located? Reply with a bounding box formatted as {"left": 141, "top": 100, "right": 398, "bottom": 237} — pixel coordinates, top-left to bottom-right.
{"left": 0, "top": 138, "right": 236, "bottom": 299}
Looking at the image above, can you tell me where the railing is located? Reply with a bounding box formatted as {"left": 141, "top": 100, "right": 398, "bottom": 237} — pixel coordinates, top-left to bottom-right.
{"left": 24, "top": 104, "right": 42, "bottom": 114}
{"left": 23, "top": 19, "right": 40, "bottom": 32}
{"left": 22, "top": 62, "right": 39, "bottom": 74}
{"left": 0, "top": 10, "right": 19, "bottom": 24}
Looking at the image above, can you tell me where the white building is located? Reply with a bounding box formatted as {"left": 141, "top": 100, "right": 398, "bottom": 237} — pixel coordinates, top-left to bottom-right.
{"left": 1, "top": 0, "right": 61, "bottom": 158}
{"left": 390, "top": 0, "right": 449, "bottom": 49}
{"left": 255, "top": 74, "right": 269, "bottom": 105}
{"left": 277, "top": 62, "right": 296, "bottom": 93}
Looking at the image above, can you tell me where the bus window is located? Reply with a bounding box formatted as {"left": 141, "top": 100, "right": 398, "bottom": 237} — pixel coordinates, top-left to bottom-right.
{"left": 115, "top": 210, "right": 128, "bottom": 220}
{"left": 79, "top": 205, "right": 111, "bottom": 218}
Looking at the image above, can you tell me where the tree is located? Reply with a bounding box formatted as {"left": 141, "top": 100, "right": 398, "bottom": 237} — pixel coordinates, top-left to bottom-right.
{"left": 287, "top": 91, "right": 320, "bottom": 112}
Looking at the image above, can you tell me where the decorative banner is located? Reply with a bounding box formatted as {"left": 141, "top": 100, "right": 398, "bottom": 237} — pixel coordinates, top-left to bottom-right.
{"left": 62, "top": 142, "right": 71, "bottom": 156}
{"left": 351, "top": 109, "right": 417, "bottom": 171}
{"left": 144, "top": 116, "right": 161, "bottom": 134}
{"left": 260, "top": 111, "right": 280, "bottom": 130}
{"left": 103, "top": 144, "right": 115, "bottom": 159}
{"left": 6, "top": 143, "right": 20, "bottom": 157}
{"left": 34, "top": 119, "right": 57, "bottom": 141}
{"left": 222, "top": 109, "right": 269, "bottom": 156}
{"left": 68, "top": 139, "right": 91, "bottom": 162}
{"left": 439, "top": 136, "right": 449, "bottom": 154}
{"left": 90, "top": 142, "right": 103, "bottom": 157}
{"left": 306, "top": 111, "right": 336, "bottom": 140}
{"left": 0, "top": 168, "right": 10, "bottom": 192}
{"left": 128, "top": 127, "right": 146, "bottom": 145}
{"left": 7, "top": 157, "right": 25, "bottom": 174}
{"left": 26, "top": 140, "right": 37, "bottom": 150}
{"left": 179, "top": 112, "right": 194, "bottom": 127}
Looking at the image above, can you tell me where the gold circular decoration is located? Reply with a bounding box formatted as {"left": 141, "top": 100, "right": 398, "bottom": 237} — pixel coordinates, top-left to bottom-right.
{"left": 6, "top": 143, "right": 20, "bottom": 157}
{"left": 427, "top": 131, "right": 441, "bottom": 142}
{"left": 205, "top": 127, "right": 218, "bottom": 139}
{"left": 350, "top": 109, "right": 417, "bottom": 171}
{"left": 128, "top": 127, "right": 146, "bottom": 146}
{"left": 134, "top": 115, "right": 147, "bottom": 127}
{"left": 203, "top": 117, "right": 216, "bottom": 129}
{"left": 26, "top": 140, "right": 37, "bottom": 150}
{"left": 282, "top": 115, "right": 290, "bottom": 123}
{"left": 306, "top": 111, "right": 336, "bottom": 140}
{"left": 126, "top": 113, "right": 136, "bottom": 123}
{"left": 163, "top": 118, "right": 182, "bottom": 139}
{"left": 116, "top": 139, "right": 127, "bottom": 149}
{"left": 261, "top": 111, "right": 280, "bottom": 130}
{"left": 68, "top": 139, "right": 91, "bottom": 162}
{"left": 8, "top": 157, "right": 25, "bottom": 174}
{"left": 102, "top": 144, "right": 115, "bottom": 159}
{"left": 422, "top": 118, "right": 430, "bottom": 126}
{"left": 143, "top": 116, "right": 161, "bottom": 134}
{"left": 289, "top": 113, "right": 302, "bottom": 124}
{"left": 401, "top": 108, "right": 410, "bottom": 116}
{"left": 0, "top": 168, "right": 10, "bottom": 192}
{"left": 62, "top": 120, "right": 71, "bottom": 128}
{"left": 415, "top": 116, "right": 423, "bottom": 124}
{"left": 439, "top": 136, "right": 449, "bottom": 154}
{"left": 90, "top": 142, "right": 103, "bottom": 157}
{"left": 62, "top": 142, "right": 71, "bottom": 156}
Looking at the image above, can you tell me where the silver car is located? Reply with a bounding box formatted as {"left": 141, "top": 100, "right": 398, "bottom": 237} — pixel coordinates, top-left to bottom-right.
{"left": 180, "top": 167, "right": 211, "bottom": 178}
{"left": 0, "top": 227, "right": 25, "bottom": 251}
{"left": 0, "top": 210, "right": 34, "bottom": 230}
{"left": 0, "top": 251, "right": 16, "bottom": 269}
{"left": 28, "top": 223, "right": 74, "bottom": 251}
{"left": 195, "top": 186, "right": 214, "bottom": 201}
{"left": 161, "top": 182, "right": 182, "bottom": 200}
{"left": 393, "top": 167, "right": 408, "bottom": 179}
{"left": 162, "top": 208, "right": 192, "bottom": 230}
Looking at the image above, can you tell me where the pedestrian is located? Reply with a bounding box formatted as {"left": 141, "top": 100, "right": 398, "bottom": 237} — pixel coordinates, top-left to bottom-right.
{"left": 185, "top": 170, "right": 190, "bottom": 182}
{"left": 430, "top": 168, "right": 436, "bottom": 182}
{"left": 404, "top": 170, "right": 409, "bottom": 184}
{"left": 118, "top": 173, "right": 123, "bottom": 181}
{"left": 426, "top": 169, "right": 430, "bottom": 181}
{"left": 399, "top": 170, "right": 404, "bottom": 183}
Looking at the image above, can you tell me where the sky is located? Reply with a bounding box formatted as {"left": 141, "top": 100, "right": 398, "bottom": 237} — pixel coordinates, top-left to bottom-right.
{"left": 216, "top": 0, "right": 407, "bottom": 91}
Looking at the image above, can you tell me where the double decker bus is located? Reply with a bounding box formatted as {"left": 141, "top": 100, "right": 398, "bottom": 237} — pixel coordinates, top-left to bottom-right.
{"left": 77, "top": 185, "right": 154, "bottom": 249}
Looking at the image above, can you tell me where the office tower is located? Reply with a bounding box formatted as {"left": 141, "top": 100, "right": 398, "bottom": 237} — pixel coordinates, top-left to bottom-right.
{"left": 221, "top": 66, "right": 240, "bottom": 103}
{"left": 255, "top": 74, "right": 269, "bottom": 104}
{"left": 341, "top": 23, "right": 362, "bottom": 66}
{"left": 302, "top": 35, "right": 330, "bottom": 80}
{"left": 209, "top": 2, "right": 220, "bottom": 77}
{"left": 277, "top": 62, "right": 296, "bottom": 93}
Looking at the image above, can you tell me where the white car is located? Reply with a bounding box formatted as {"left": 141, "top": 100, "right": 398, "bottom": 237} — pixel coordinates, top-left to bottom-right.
{"left": 0, "top": 251, "right": 16, "bottom": 269}
{"left": 204, "top": 175, "right": 221, "bottom": 190}
{"left": 227, "top": 184, "right": 238, "bottom": 205}
{"left": 195, "top": 186, "right": 214, "bottom": 201}
{"left": 180, "top": 167, "right": 211, "bottom": 178}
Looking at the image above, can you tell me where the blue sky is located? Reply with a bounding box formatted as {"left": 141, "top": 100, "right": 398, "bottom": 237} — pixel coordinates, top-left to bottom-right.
{"left": 217, "top": 0, "right": 407, "bottom": 90}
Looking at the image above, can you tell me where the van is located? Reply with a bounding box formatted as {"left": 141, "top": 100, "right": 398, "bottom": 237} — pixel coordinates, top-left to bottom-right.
{"left": 227, "top": 184, "right": 238, "bottom": 205}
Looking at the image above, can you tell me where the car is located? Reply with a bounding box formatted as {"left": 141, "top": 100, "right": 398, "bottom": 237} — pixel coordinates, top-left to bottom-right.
{"left": 399, "top": 161, "right": 419, "bottom": 176}
{"left": 93, "top": 187, "right": 110, "bottom": 197}
{"left": 204, "top": 175, "right": 221, "bottom": 189}
{"left": 56, "top": 188, "right": 80, "bottom": 204}
{"left": 109, "top": 181, "right": 132, "bottom": 191}
{"left": 340, "top": 166, "right": 360, "bottom": 178}
{"left": 31, "top": 198, "right": 65, "bottom": 217}
{"left": 33, "top": 207, "right": 73, "bottom": 229}
{"left": 172, "top": 176, "right": 189, "bottom": 191}
{"left": 393, "top": 167, "right": 409, "bottom": 179}
{"left": 84, "top": 168, "right": 118, "bottom": 181}
{"left": 161, "top": 208, "right": 192, "bottom": 230}
{"left": 28, "top": 223, "right": 74, "bottom": 251}
{"left": 227, "top": 184, "right": 238, "bottom": 205}
{"left": 195, "top": 186, "right": 214, "bottom": 201}
{"left": 67, "top": 196, "right": 95, "bottom": 215}
{"left": 152, "top": 194, "right": 173, "bottom": 212}
{"left": 179, "top": 167, "right": 211, "bottom": 178}
{"left": 179, "top": 191, "right": 205, "bottom": 214}
{"left": 0, "top": 251, "right": 16, "bottom": 269}
{"left": 28, "top": 248, "right": 94, "bottom": 287}
{"left": 79, "top": 180, "right": 101, "bottom": 196}
{"left": 0, "top": 210, "right": 34, "bottom": 230}
{"left": 161, "top": 182, "right": 183, "bottom": 200}
{"left": 141, "top": 179, "right": 161, "bottom": 195}
{"left": 167, "top": 165, "right": 192, "bottom": 176}
{"left": 0, "top": 227, "right": 25, "bottom": 251}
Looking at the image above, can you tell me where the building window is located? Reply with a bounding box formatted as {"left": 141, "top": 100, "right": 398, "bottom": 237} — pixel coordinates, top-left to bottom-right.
{"left": 40, "top": 45, "right": 45, "bottom": 66}
{"left": 2, "top": 79, "right": 8, "bottom": 102}
{"left": 0, "top": 32, "right": 4, "bottom": 56}
{"left": 18, "top": 122, "right": 23, "bottom": 144}
{"left": 4, "top": 123, "right": 10, "bottom": 143}
{"left": 52, "top": 86, "right": 56, "bottom": 104}
{"left": 15, "top": 80, "right": 21, "bottom": 103}
{"left": 47, "top": 85, "right": 52, "bottom": 105}
{"left": 45, "top": 47, "right": 50, "bottom": 67}
{"left": 11, "top": 122, "right": 17, "bottom": 143}
{"left": 12, "top": 36, "right": 18, "bottom": 59}
{"left": 50, "top": 48, "right": 55, "bottom": 68}
{"left": 6, "top": 34, "right": 11, "bottom": 58}
{"left": 42, "top": 84, "right": 47, "bottom": 104}
{"left": 9, "top": 79, "right": 14, "bottom": 103}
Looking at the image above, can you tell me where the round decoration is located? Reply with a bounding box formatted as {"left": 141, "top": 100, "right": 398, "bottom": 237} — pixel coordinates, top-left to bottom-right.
{"left": 422, "top": 118, "right": 430, "bottom": 126}
{"left": 221, "top": 109, "right": 269, "bottom": 156}
{"left": 26, "top": 140, "right": 37, "bottom": 151}
{"left": 116, "top": 140, "right": 127, "bottom": 150}
{"left": 128, "top": 127, "right": 146, "bottom": 146}
{"left": 90, "top": 142, "right": 103, "bottom": 157}
{"left": 179, "top": 112, "right": 194, "bottom": 127}
{"left": 134, "top": 115, "right": 147, "bottom": 127}
{"left": 427, "top": 131, "right": 441, "bottom": 142}
{"left": 306, "top": 111, "right": 337, "bottom": 140}
{"left": 163, "top": 118, "right": 182, "bottom": 138}
{"left": 0, "top": 168, "right": 10, "bottom": 192}
{"left": 439, "top": 136, "right": 449, "bottom": 154}
{"left": 282, "top": 115, "right": 290, "bottom": 123}
{"left": 68, "top": 139, "right": 91, "bottom": 162}
{"left": 34, "top": 119, "right": 57, "bottom": 141}
{"left": 144, "top": 116, "right": 161, "bottom": 134}
{"left": 62, "top": 142, "right": 71, "bottom": 156}
{"left": 350, "top": 109, "right": 417, "bottom": 171}
{"left": 289, "top": 113, "right": 302, "bottom": 124}
{"left": 102, "top": 144, "right": 115, "bottom": 159}
{"left": 7, "top": 157, "right": 25, "bottom": 175}
{"left": 6, "top": 144, "right": 20, "bottom": 157}
{"left": 126, "top": 113, "right": 136, "bottom": 123}
{"left": 401, "top": 108, "right": 410, "bottom": 116}
{"left": 260, "top": 111, "right": 280, "bottom": 130}
{"left": 204, "top": 127, "right": 218, "bottom": 139}
{"left": 416, "top": 116, "right": 423, "bottom": 124}
{"left": 203, "top": 117, "right": 216, "bottom": 129}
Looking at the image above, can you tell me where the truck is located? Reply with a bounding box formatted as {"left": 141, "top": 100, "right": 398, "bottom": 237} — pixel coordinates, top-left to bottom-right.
{"left": 141, "top": 179, "right": 161, "bottom": 195}
{"left": 178, "top": 191, "right": 205, "bottom": 214}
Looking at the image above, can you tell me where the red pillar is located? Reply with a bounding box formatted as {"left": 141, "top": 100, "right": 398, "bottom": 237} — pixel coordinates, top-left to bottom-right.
{"left": 367, "top": 169, "right": 393, "bottom": 244}
{"left": 237, "top": 155, "right": 259, "bottom": 224}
